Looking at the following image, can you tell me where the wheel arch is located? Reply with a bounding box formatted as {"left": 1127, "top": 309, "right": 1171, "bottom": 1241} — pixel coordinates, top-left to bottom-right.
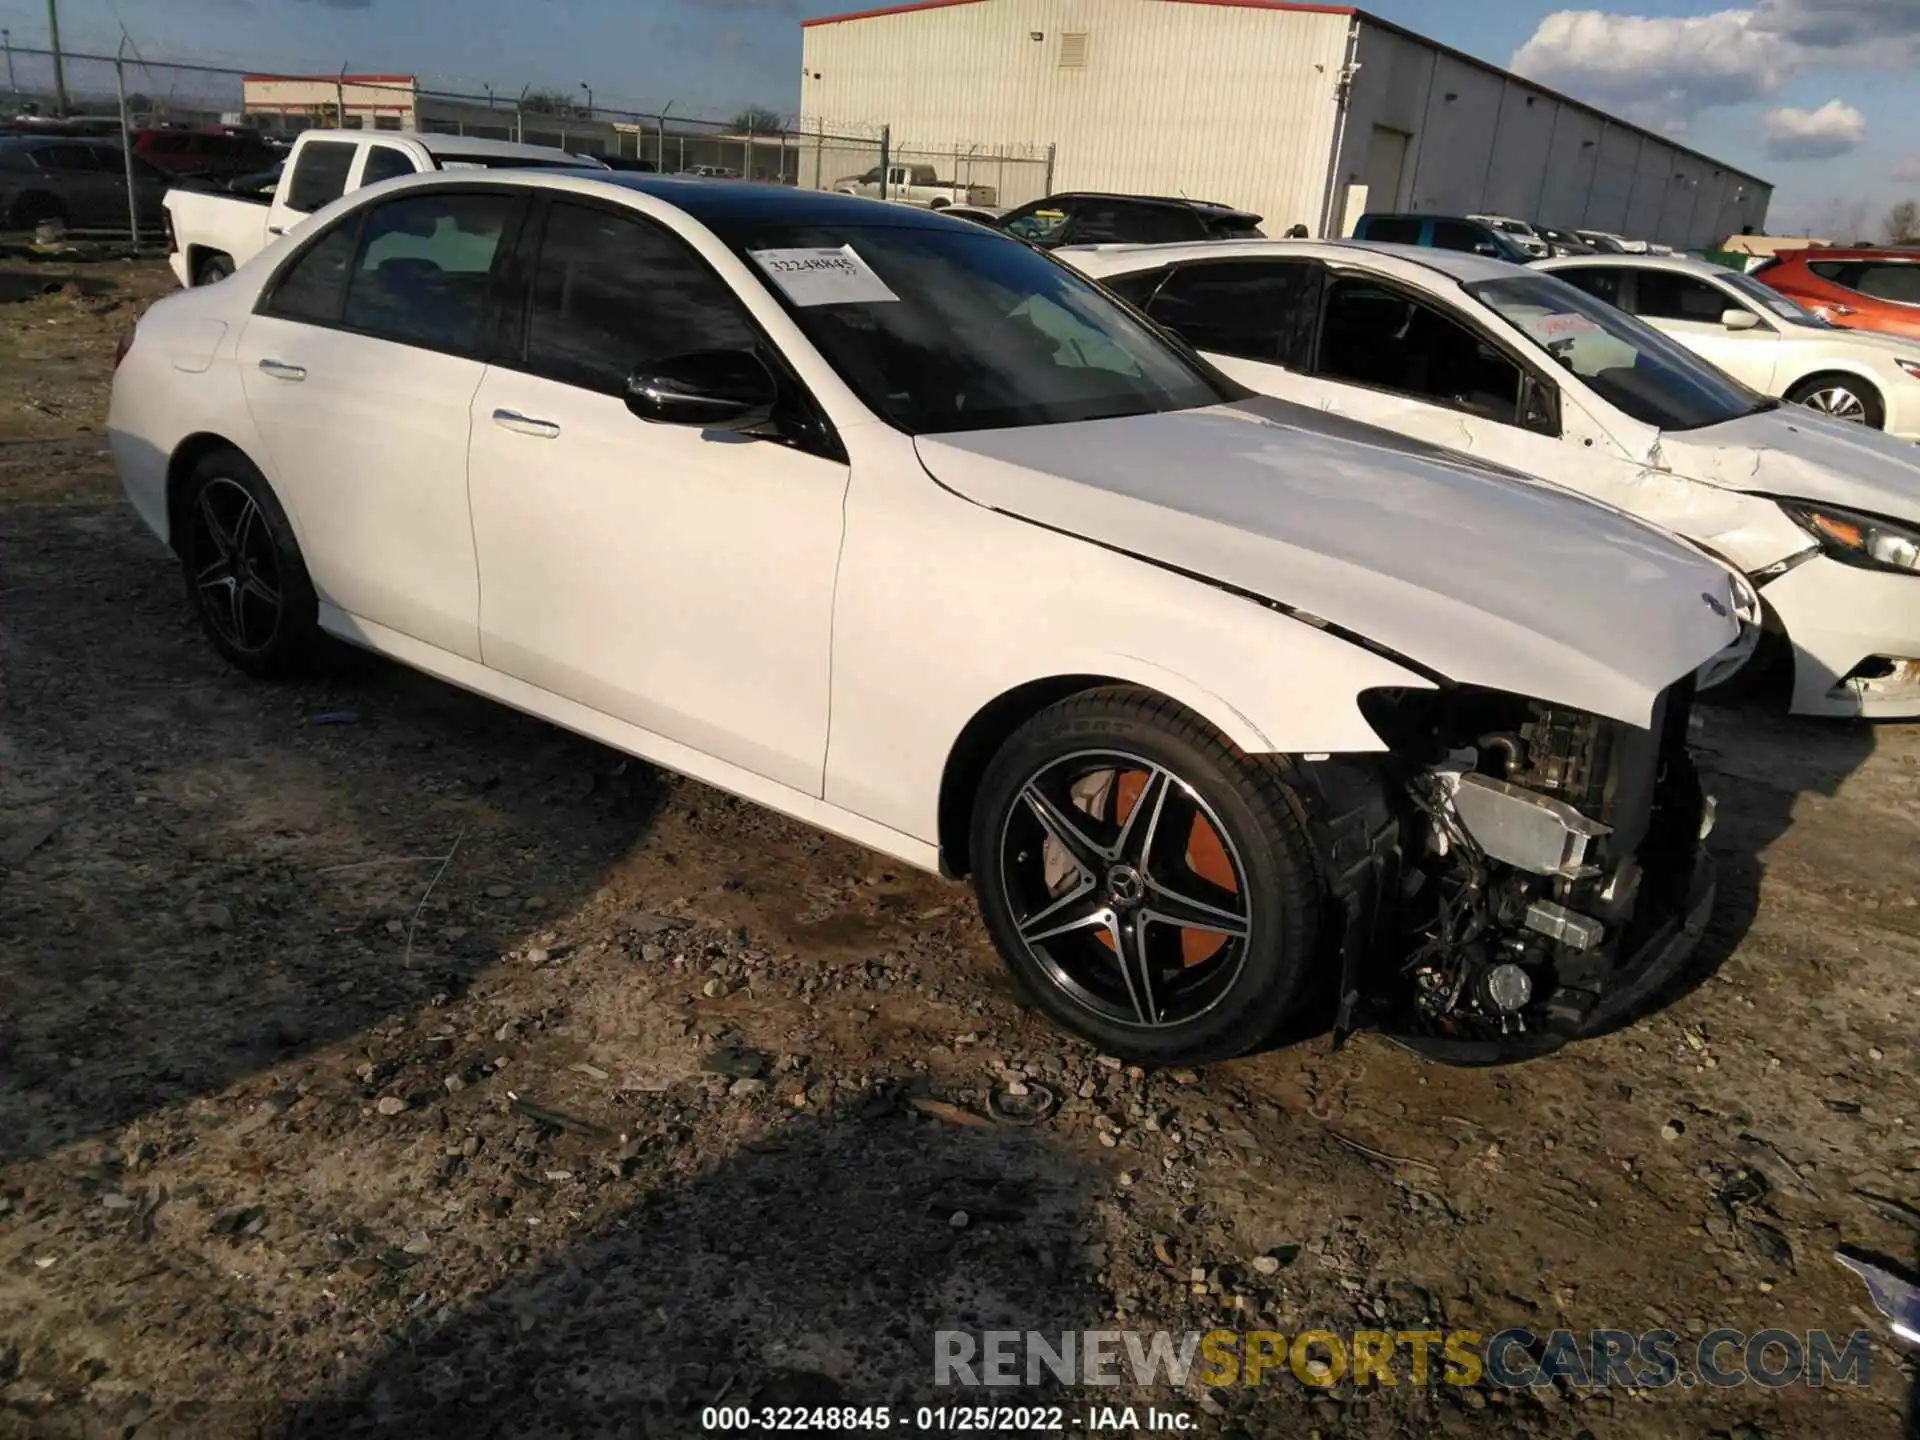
{"left": 1785, "top": 366, "right": 1885, "bottom": 409}
{"left": 934, "top": 668, "right": 1275, "bottom": 879}
{"left": 165, "top": 432, "right": 258, "bottom": 553}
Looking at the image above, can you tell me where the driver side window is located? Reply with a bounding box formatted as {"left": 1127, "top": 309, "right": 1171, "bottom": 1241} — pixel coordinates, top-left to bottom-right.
{"left": 1004, "top": 204, "right": 1072, "bottom": 245}
{"left": 1315, "top": 279, "right": 1525, "bottom": 425}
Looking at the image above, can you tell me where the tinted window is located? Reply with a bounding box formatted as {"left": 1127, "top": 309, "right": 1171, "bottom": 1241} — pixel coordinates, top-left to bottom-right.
{"left": 31, "top": 145, "right": 97, "bottom": 172}
{"left": 523, "top": 202, "right": 756, "bottom": 393}
{"left": 1100, "top": 268, "right": 1169, "bottom": 308}
{"left": 361, "top": 146, "right": 413, "bottom": 185}
{"left": 1146, "top": 260, "right": 1321, "bottom": 367}
{"left": 1853, "top": 262, "right": 1920, "bottom": 304}
{"left": 340, "top": 191, "right": 519, "bottom": 351}
{"left": 718, "top": 220, "right": 1233, "bottom": 435}
{"left": 1553, "top": 266, "right": 1629, "bottom": 308}
{"left": 285, "top": 140, "right": 357, "bottom": 213}
{"left": 1004, "top": 203, "right": 1071, "bottom": 245}
{"left": 1203, "top": 215, "right": 1266, "bottom": 241}
{"left": 1470, "top": 274, "right": 1766, "bottom": 432}
{"left": 1360, "top": 216, "right": 1421, "bottom": 244}
{"left": 1632, "top": 271, "right": 1733, "bottom": 323}
{"left": 1431, "top": 220, "right": 1488, "bottom": 253}
{"left": 264, "top": 219, "right": 361, "bottom": 323}
{"left": 145, "top": 133, "right": 188, "bottom": 155}
{"left": 1316, "top": 279, "right": 1522, "bottom": 424}
{"left": 1071, "top": 202, "right": 1197, "bottom": 245}
{"left": 1807, "top": 260, "right": 1854, "bottom": 285}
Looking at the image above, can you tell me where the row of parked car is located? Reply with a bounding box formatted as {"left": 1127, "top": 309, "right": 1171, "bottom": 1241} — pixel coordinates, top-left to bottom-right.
{"left": 119, "top": 141, "right": 1920, "bottom": 1068}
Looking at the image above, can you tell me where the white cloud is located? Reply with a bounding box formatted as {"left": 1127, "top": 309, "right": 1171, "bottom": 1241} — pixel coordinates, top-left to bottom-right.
{"left": 1896, "top": 154, "right": 1920, "bottom": 182}
{"left": 1764, "top": 99, "right": 1868, "bottom": 158}
{"left": 1511, "top": 9, "right": 1793, "bottom": 131}
{"left": 1512, "top": 5, "right": 1920, "bottom": 132}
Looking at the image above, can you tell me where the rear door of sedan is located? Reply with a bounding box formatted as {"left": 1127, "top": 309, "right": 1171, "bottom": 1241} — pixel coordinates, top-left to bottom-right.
{"left": 464, "top": 193, "right": 850, "bottom": 796}
{"left": 235, "top": 184, "right": 530, "bottom": 661}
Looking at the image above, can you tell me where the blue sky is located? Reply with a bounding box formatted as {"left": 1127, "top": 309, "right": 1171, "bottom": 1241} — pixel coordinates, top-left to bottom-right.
{"left": 6, "top": 0, "right": 1916, "bottom": 236}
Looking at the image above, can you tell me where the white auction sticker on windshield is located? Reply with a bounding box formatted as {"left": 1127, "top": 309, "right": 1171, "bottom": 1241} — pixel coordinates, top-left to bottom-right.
{"left": 750, "top": 246, "right": 899, "bottom": 306}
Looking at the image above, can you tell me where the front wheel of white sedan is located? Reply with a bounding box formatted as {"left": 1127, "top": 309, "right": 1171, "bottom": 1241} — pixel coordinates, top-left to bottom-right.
{"left": 969, "top": 687, "right": 1322, "bottom": 1066}
{"left": 1786, "top": 372, "right": 1885, "bottom": 430}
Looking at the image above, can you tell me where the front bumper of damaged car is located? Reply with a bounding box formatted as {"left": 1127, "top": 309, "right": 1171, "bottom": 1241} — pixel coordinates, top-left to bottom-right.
{"left": 1310, "top": 682, "right": 1717, "bottom": 1065}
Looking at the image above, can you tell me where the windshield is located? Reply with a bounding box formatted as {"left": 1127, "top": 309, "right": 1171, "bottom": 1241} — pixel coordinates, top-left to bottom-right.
{"left": 1467, "top": 273, "right": 1772, "bottom": 431}
{"left": 432, "top": 153, "right": 589, "bottom": 171}
{"left": 718, "top": 221, "right": 1236, "bottom": 435}
{"left": 1717, "top": 268, "right": 1832, "bottom": 328}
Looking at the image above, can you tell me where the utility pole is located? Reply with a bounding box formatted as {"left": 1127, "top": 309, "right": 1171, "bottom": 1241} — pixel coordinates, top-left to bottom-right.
{"left": 46, "top": 0, "right": 68, "bottom": 116}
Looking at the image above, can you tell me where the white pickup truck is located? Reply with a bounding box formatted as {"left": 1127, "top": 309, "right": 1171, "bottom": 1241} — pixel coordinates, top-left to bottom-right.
{"left": 830, "top": 162, "right": 997, "bottom": 210}
{"left": 161, "top": 129, "right": 598, "bottom": 287}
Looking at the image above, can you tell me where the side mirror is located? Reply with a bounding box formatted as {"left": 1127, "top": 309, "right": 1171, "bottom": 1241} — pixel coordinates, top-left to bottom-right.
{"left": 1519, "top": 373, "right": 1560, "bottom": 436}
{"left": 625, "top": 350, "right": 777, "bottom": 430}
{"left": 1721, "top": 308, "right": 1761, "bottom": 331}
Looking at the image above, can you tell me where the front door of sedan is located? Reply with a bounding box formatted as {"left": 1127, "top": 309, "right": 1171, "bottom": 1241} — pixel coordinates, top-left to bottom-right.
{"left": 1621, "top": 269, "right": 1782, "bottom": 393}
{"left": 465, "top": 197, "right": 850, "bottom": 796}
{"left": 236, "top": 187, "right": 529, "bottom": 661}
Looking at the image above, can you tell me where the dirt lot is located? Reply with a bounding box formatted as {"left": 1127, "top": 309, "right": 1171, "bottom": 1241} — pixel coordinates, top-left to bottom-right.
{"left": 0, "top": 258, "right": 1915, "bottom": 1440}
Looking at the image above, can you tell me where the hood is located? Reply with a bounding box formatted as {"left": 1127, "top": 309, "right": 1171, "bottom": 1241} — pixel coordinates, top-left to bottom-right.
{"left": 917, "top": 396, "right": 1745, "bottom": 729}
{"left": 1663, "top": 407, "right": 1920, "bottom": 519}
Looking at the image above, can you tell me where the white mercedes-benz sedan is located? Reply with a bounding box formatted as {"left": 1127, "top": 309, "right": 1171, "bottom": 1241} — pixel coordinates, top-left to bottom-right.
{"left": 1066, "top": 238, "right": 1920, "bottom": 719}
{"left": 109, "top": 173, "right": 1753, "bottom": 1065}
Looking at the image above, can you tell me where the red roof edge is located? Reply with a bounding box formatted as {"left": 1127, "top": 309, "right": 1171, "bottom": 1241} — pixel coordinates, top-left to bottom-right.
{"left": 241, "top": 74, "right": 418, "bottom": 85}
{"left": 804, "top": 0, "right": 1354, "bottom": 28}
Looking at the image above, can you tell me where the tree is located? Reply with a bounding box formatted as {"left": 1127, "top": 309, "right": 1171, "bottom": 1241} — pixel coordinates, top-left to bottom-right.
{"left": 519, "top": 89, "right": 571, "bottom": 116}
{"left": 1885, "top": 198, "right": 1920, "bottom": 245}
{"left": 731, "top": 104, "right": 786, "bottom": 135}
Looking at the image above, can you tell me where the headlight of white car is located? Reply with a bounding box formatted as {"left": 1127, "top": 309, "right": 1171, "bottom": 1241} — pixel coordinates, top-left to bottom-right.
{"left": 1779, "top": 500, "right": 1920, "bottom": 574}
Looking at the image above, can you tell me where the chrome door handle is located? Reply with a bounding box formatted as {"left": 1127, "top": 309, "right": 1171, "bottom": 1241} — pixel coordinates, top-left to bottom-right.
{"left": 257, "top": 358, "right": 306, "bottom": 381}
{"left": 492, "top": 408, "right": 560, "bottom": 438}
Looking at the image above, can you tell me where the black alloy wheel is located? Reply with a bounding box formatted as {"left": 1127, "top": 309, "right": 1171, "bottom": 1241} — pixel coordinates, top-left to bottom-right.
{"left": 177, "top": 446, "right": 320, "bottom": 678}
{"left": 971, "top": 688, "right": 1322, "bottom": 1065}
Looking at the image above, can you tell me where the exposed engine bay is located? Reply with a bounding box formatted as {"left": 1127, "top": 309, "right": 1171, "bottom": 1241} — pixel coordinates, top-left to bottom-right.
{"left": 1322, "top": 683, "right": 1715, "bottom": 1063}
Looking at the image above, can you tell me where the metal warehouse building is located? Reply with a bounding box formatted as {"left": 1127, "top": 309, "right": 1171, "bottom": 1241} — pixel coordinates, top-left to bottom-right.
{"left": 800, "top": 0, "right": 1773, "bottom": 247}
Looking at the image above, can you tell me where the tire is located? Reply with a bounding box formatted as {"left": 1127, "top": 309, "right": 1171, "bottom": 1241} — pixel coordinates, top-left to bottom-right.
{"left": 175, "top": 446, "right": 321, "bottom": 679}
{"left": 1786, "top": 372, "right": 1885, "bottom": 429}
{"left": 969, "top": 686, "right": 1322, "bottom": 1066}
{"left": 9, "top": 191, "right": 64, "bottom": 230}
{"left": 193, "top": 251, "right": 235, "bottom": 286}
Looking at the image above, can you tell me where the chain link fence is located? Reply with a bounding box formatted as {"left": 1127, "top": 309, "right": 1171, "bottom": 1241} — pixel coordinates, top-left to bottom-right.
{"left": 0, "top": 46, "right": 1052, "bottom": 241}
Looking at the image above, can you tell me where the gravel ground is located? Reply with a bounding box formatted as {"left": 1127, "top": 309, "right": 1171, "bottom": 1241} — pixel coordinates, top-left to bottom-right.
{"left": 0, "top": 260, "right": 1915, "bottom": 1440}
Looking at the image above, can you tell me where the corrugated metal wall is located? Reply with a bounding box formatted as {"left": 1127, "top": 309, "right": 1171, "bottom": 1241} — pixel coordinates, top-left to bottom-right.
{"left": 801, "top": 0, "right": 1350, "bottom": 233}
{"left": 799, "top": 1, "right": 1771, "bottom": 248}
{"left": 1338, "top": 20, "right": 1772, "bottom": 247}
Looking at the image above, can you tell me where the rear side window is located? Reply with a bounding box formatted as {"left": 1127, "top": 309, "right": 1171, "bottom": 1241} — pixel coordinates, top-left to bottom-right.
{"left": 264, "top": 220, "right": 361, "bottom": 323}
{"left": 1145, "top": 260, "right": 1322, "bottom": 367}
{"left": 1360, "top": 216, "right": 1421, "bottom": 244}
{"left": 521, "top": 201, "right": 758, "bottom": 393}
{"left": 341, "top": 191, "right": 522, "bottom": 352}
{"left": 1204, "top": 215, "right": 1265, "bottom": 241}
{"left": 1852, "top": 262, "right": 1920, "bottom": 304}
{"left": 1099, "top": 204, "right": 1201, "bottom": 245}
{"left": 1431, "top": 220, "right": 1488, "bottom": 253}
{"left": 1004, "top": 204, "right": 1071, "bottom": 245}
{"left": 284, "top": 141, "right": 358, "bottom": 213}
{"left": 361, "top": 146, "right": 414, "bottom": 185}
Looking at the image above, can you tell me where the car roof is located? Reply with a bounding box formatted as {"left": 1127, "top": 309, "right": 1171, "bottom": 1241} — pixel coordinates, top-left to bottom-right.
{"left": 351, "top": 169, "right": 986, "bottom": 231}
{"left": 1537, "top": 253, "right": 1739, "bottom": 278}
{"left": 1773, "top": 247, "right": 1920, "bottom": 263}
{"left": 1059, "top": 236, "right": 1529, "bottom": 285}
{"left": 296, "top": 130, "right": 579, "bottom": 163}
{"left": 1033, "top": 191, "right": 1258, "bottom": 218}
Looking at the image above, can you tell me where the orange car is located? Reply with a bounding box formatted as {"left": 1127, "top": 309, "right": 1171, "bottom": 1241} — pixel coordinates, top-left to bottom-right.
{"left": 1753, "top": 247, "right": 1920, "bottom": 340}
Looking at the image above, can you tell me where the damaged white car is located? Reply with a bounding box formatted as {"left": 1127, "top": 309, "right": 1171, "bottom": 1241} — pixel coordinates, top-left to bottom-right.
{"left": 109, "top": 175, "right": 1753, "bottom": 1064}
{"left": 1067, "top": 240, "right": 1920, "bottom": 718}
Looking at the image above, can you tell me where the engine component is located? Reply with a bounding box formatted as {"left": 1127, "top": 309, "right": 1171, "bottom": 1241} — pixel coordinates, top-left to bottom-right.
{"left": 1447, "top": 772, "right": 1611, "bottom": 878}
{"left": 1477, "top": 962, "right": 1534, "bottom": 1014}
{"left": 1524, "top": 899, "right": 1604, "bottom": 952}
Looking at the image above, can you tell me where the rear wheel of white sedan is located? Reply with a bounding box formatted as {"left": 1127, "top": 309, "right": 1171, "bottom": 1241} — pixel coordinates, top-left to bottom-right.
{"left": 1786, "top": 372, "right": 1885, "bottom": 429}
{"left": 970, "top": 687, "right": 1322, "bottom": 1066}
{"left": 177, "top": 447, "right": 320, "bottom": 679}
